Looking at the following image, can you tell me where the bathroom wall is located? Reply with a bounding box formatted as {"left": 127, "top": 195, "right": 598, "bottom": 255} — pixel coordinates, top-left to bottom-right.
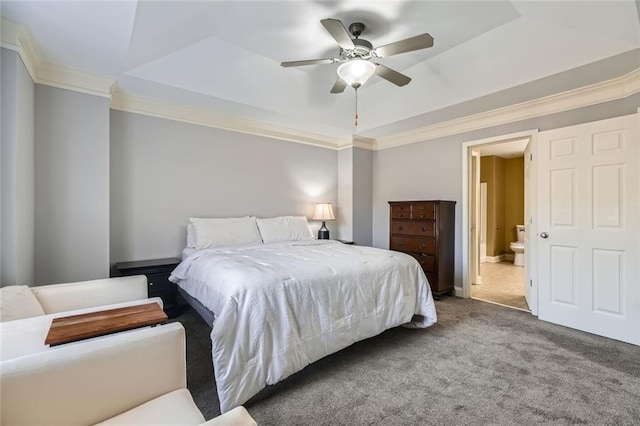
{"left": 504, "top": 157, "right": 525, "bottom": 252}
{"left": 480, "top": 155, "right": 505, "bottom": 256}
{"left": 480, "top": 155, "right": 524, "bottom": 257}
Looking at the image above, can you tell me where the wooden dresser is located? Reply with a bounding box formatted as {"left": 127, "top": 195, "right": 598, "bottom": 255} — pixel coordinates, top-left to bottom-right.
{"left": 388, "top": 200, "right": 456, "bottom": 297}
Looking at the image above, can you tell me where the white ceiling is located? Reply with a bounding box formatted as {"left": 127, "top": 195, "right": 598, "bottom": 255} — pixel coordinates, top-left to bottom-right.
{"left": 2, "top": 1, "right": 639, "bottom": 140}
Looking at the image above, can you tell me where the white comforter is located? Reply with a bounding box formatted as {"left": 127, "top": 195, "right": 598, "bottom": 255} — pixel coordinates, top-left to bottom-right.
{"left": 170, "top": 240, "right": 437, "bottom": 412}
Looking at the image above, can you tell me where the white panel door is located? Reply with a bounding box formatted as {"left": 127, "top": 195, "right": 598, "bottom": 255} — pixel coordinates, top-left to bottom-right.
{"left": 537, "top": 114, "right": 639, "bottom": 345}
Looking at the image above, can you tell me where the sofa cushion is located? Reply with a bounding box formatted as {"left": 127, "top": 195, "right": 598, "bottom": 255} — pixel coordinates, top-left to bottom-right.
{"left": 0, "top": 285, "right": 45, "bottom": 322}
{"left": 96, "top": 389, "right": 205, "bottom": 426}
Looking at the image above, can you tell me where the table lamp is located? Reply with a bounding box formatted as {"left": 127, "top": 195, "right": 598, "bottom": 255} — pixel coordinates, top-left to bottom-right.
{"left": 312, "top": 203, "right": 336, "bottom": 239}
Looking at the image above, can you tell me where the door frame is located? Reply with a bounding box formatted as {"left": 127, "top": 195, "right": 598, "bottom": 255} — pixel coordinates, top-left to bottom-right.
{"left": 461, "top": 129, "right": 538, "bottom": 314}
{"left": 470, "top": 151, "right": 482, "bottom": 286}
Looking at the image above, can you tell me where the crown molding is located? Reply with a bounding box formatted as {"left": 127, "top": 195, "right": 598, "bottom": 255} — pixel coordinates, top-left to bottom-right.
{"left": 111, "top": 91, "right": 340, "bottom": 149}
{"left": 375, "top": 67, "right": 640, "bottom": 150}
{"left": 1, "top": 17, "right": 114, "bottom": 98}
{"left": 34, "top": 64, "right": 114, "bottom": 99}
{"left": 1, "top": 18, "right": 41, "bottom": 80}
{"left": 353, "top": 135, "right": 375, "bottom": 150}
{"left": 336, "top": 135, "right": 375, "bottom": 150}
{"left": 37, "top": 63, "right": 115, "bottom": 98}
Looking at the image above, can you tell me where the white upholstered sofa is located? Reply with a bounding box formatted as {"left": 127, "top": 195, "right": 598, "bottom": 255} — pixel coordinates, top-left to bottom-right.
{"left": 0, "top": 275, "right": 162, "bottom": 361}
{"left": 0, "top": 322, "right": 257, "bottom": 425}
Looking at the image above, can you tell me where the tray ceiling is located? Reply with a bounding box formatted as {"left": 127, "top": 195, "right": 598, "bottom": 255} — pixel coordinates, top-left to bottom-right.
{"left": 2, "top": 1, "right": 639, "bottom": 140}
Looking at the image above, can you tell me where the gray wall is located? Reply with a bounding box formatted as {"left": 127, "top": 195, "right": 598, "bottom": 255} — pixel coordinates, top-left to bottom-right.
{"left": 372, "top": 93, "right": 640, "bottom": 291}
{"left": 336, "top": 146, "right": 373, "bottom": 245}
{"left": 352, "top": 147, "right": 373, "bottom": 246}
{"left": 1, "top": 48, "right": 35, "bottom": 286}
{"left": 337, "top": 148, "right": 353, "bottom": 241}
{"left": 34, "top": 85, "right": 110, "bottom": 285}
{"left": 110, "top": 110, "right": 338, "bottom": 263}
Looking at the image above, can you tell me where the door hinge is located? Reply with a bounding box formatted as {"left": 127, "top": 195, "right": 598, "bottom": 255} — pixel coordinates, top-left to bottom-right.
{"left": 530, "top": 153, "right": 533, "bottom": 161}
{"left": 530, "top": 217, "right": 533, "bottom": 224}
{"left": 530, "top": 279, "right": 533, "bottom": 287}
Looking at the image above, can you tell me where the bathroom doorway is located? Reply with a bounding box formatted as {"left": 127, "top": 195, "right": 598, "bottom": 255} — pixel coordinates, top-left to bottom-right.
{"left": 473, "top": 143, "right": 528, "bottom": 310}
{"left": 462, "top": 131, "right": 537, "bottom": 313}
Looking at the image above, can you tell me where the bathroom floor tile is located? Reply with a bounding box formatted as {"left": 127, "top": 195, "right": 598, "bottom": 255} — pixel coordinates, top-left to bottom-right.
{"left": 471, "top": 261, "right": 529, "bottom": 311}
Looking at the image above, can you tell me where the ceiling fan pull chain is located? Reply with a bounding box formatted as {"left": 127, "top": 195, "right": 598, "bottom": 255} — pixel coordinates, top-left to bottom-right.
{"left": 355, "top": 88, "right": 359, "bottom": 127}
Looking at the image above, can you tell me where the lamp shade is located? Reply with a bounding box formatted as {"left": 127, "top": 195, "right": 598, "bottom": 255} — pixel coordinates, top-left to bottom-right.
{"left": 312, "top": 203, "right": 336, "bottom": 221}
{"left": 337, "top": 59, "right": 376, "bottom": 88}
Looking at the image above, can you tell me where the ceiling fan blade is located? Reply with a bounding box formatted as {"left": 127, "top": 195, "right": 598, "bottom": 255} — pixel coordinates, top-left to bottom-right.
{"left": 374, "top": 64, "right": 411, "bottom": 87}
{"left": 374, "top": 33, "right": 434, "bottom": 58}
{"left": 330, "top": 78, "right": 347, "bottom": 94}
{"left": 321, "top": 18, "right": 355, "bottom": 50}
{"left": 281, "top": 58, "right": 336, "bottom": 67}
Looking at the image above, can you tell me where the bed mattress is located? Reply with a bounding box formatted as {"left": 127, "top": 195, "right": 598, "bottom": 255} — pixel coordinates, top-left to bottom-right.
{"left": 170, "top": 239, "right": 436, "bottom": 412}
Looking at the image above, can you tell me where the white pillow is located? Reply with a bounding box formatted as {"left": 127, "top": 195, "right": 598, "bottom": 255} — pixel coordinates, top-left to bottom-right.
{"left": 0, "top": 285, "right": 45, "bottom": 322}
{"left": 186, "top": 223, "right": 196, "bottom": 248}
{"left": 189, "top": 216, "right": 263, "bottom": 249}
{"left": 256, "top": 216, "right": 314, "bottom": 244}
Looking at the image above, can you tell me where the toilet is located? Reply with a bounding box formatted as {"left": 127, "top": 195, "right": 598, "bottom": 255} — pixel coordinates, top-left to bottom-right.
{"left": 509, "top": 225, "right": 525, "bottom": 266}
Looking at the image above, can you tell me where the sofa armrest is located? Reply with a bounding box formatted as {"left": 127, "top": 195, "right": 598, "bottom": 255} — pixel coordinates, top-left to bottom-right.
{"left": 200, "top": 407, "right": 257, "bottom": 426}
{"left": 32, "top": 275, "right": 148, "bottom": 314}
{"left": 0, "top": 322, "right": 186, "bottom": 426}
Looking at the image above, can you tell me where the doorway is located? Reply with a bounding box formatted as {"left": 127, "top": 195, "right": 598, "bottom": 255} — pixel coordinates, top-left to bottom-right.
{"left": 461, "top": 130, "right": 538, "bottom": 314}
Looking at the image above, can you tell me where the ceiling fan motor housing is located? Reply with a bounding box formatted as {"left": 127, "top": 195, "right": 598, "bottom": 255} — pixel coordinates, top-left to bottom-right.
{"left": 341, "top": 22, "right": 374, "bottom": 59}
{"left": 341, "top": 38, "right": 374, "bottom": 60}
{"left": 348, "top": 22, "right": 365, "bottom": 37}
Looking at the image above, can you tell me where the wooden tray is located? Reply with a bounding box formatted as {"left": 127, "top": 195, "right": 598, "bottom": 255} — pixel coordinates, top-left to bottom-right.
{"left": 45, "top": 302, "right": 168, "bottom": 346}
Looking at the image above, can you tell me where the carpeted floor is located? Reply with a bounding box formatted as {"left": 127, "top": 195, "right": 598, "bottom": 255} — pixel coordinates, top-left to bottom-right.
{"left": 176, "top": 297, "right": 640, "bottom": 425}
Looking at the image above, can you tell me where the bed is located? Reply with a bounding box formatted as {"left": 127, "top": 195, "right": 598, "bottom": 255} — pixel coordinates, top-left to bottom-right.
{"left": 169, "top": 216, "right": 437, "bottom": 412}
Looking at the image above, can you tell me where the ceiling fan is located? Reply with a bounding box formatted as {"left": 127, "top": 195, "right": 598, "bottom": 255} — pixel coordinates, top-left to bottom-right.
{"left": 281, "top": 18, "right": 434, "bottom": 93}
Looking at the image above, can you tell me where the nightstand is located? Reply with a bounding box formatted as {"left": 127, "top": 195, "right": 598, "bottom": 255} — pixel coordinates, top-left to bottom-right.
{"left": 115, "top": 258, "right": 182, "bottom": 318}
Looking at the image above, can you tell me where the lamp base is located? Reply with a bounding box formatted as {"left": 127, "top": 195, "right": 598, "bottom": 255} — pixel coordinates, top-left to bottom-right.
{"left": 317, "top": 221, "right": 330, "bottom": 240}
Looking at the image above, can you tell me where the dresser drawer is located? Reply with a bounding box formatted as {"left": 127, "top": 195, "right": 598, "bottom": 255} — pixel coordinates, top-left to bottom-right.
{"left": 391, "top": 204, "right": 411, "bottom": 219}
{"left": 390, "top": 236, "right": 435, "bottom": 254}
{"left": 411, "top": 202, "right": 436, "bottom": 220}
{"left": 409, "top": 253, "right": 436, "bottom": 273}
{"left": 391, "top": 221, "right": 435, "bottom": 237}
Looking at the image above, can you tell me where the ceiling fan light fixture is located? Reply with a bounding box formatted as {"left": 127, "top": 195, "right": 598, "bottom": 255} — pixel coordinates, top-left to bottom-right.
{"left": 337, "top": 59, "right": 376, "bottom": 88}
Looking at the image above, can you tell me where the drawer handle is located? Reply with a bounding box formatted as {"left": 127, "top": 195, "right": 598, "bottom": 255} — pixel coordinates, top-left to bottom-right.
{"left": 399, "top": 226, "right": 404, "bottom": 231}
{"left": 420, "top": 243, "right": 426, "bottom": 249}
{"left": 399, "top": 241, "right": 404, "bottom": 246}
{"left": 149, "top": 282, "right": 154, "bottom": 286}
{"left": 420, "top": 253, "right": 428, "bottom": 257}
{"left": 420, "top": 207, "right": 425, "bottom": 210}
{"left": 421, "top": 226, "right": 427, "bottom": 232}
{"left": 419, "top": 214, "right": 425, "bottom": 218}
{"left": 399, "top": 214, "right": 404, "bottom": 218}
